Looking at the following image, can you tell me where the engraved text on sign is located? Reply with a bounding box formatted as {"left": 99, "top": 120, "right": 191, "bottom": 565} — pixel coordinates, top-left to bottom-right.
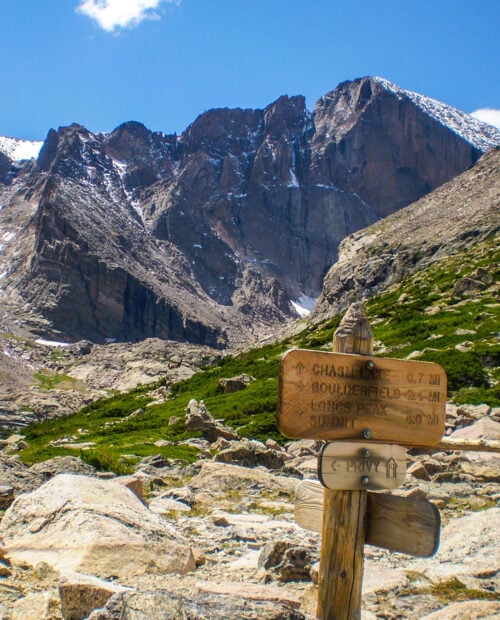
{"left": 277, "top": 349, "right": 446, "bottom": 446}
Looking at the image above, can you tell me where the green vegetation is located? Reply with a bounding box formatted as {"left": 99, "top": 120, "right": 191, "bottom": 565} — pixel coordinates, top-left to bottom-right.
{"left": 410, "top": 577, "right": 499, "bottom": 603}
{"left": 365, "top": 236, "right": 499, "bottom": 405}
{"left": 20, "top": 234, "right": 499, "bottom": 473}
{"left": 34, "top": 370, "right": 81, "bottom": 391}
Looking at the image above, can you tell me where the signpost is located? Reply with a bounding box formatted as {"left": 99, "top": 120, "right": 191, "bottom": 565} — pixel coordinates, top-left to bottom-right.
{"left": 278, "top": 349, "right": 447, "bottom": 446}
{"left": 276, "top": 302, "right": 447, "bottom": 620}
{"left": 295, "top": 479, "right": 441, "bottom": 558}
{"left": 318, "top": 441, "right": 406, "bottom": 491}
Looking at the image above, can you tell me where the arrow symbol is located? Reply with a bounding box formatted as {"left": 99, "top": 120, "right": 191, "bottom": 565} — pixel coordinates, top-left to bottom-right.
{"left": 386, "top": 457, "right": 398, "bottom": 479}
{"left": 330, "top": 460, "right": 339, "bottom": 473}
{"left": 297, "top": 381, "right": 306, "bottom": 391}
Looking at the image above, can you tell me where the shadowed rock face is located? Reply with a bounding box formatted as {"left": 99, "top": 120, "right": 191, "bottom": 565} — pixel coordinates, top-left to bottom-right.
{"left": 312, "top": 77, "right": 486, "bottom": 217}
{"left": 312, "top": 148, "right": 500, "bottom": 321}
{"left": 0, "top": 77, "right": 498, "bottom": 345}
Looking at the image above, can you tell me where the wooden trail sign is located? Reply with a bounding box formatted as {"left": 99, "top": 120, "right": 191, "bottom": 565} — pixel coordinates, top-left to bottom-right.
{"left": 318, "top": 441, "right": 406, "bottom": 491}
{"left": 295, "top": 479, "right": 440, "bottom": 558}
{"left": 278, "top": 348, "right": 447, "bottom": 446}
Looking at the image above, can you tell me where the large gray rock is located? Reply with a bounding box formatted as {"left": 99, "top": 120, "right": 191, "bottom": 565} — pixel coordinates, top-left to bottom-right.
{"left": 214, "top": 439, "right": 286, "bottom": 470}
{"left": 185, "top": 399, "right": 238, "bottom": 443}
{"left": 87, "top": 589, "right": 306, "bottom": 620}
{"left": 422, "top": 601, "right": 500, "bottom": 619}
{"left": 0, "top": 474, "right": 195, "bottom": 579}
{"left": 414, "top": 507, "right": 500, "bottom": 583}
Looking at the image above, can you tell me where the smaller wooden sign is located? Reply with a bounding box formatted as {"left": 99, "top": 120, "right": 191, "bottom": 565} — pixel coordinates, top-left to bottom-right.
{"left": 295, "top": 479, "right": 440, "bottom": 557}
{"left": 278, "top": 349, "right": 447, "bottom": 446}
{"left": 318, "top": 442, "right": 406, "bottom": 491}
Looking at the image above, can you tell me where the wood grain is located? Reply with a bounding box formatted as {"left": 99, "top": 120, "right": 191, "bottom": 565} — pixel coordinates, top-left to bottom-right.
{"left": 318, "top": 442, "right": 406, "bottom": 491}
{"left": 278, "top": 349, "right": 446, "bottom": 446}
{"left": 295, "top": 479, "right": 440, "bottom": 557}
{"left": 317, "top": 302, "right": 371, "bottom": 620}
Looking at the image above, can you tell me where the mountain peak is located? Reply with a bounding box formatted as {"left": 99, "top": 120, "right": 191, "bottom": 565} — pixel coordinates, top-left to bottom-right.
{"left": 0, "top": 135, "right": 43, "bottom": 161}
{"left": 371, "top": 76, "right": 500, "bottom": 151}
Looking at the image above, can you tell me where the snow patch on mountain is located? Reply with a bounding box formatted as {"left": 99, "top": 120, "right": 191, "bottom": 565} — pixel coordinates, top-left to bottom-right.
{"left": 0, "top": 136, "right": 43, "bottom": 161}
{"left": 291, "top": 294, "right": 317, "bottom": 317}
{"left": 373, "top": 77, "right": 500, "bottom": 152}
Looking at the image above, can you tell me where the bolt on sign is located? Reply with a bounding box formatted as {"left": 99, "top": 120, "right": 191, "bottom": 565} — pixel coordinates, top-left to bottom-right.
{"left": 318, "top": 441, "right": 406, "bottom": 491}
{"left": 277, "top": 349, "right": 447, "bottom": 446}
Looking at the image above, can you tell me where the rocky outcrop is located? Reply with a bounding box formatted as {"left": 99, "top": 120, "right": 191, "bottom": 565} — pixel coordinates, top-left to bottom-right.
{"left": 185, "top": 399, "right": 239, "bottom": 443}
{"left": 87, "top": 589, "right": 306, "bottom": 620}
{"left": 1, "top": 78, "right": 498, "bottom": 346}
{"left": 0, "top": 402, "right": 498, "bottom": 618}
{"left": 0, "top": 474, "right": 196, "bottom": 578}
{"left": 312, "top": 147, "right": 500, "bottom": 320}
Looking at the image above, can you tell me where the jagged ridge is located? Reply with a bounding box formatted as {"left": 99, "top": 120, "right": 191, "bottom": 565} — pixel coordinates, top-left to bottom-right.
{"left": 0, "top": 77, "right": 498, "bottom": 346}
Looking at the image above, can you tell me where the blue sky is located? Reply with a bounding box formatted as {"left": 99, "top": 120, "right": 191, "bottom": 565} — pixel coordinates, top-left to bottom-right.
{"left": 1, "top": 0, "right": 499, "bottom": 141}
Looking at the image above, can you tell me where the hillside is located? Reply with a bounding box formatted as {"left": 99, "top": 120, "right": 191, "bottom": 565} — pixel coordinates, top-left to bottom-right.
{"left": 312, "top": 147, "right": 500, "bottom": 319}
{"left": 18, "top": 228, "right": 499, "bottom": 469}
{"left": 0, "top": 145, "right": 497, "bottom": 443}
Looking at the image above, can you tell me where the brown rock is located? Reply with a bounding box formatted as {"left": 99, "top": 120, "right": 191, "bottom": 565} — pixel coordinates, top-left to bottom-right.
{"left": 422, "top": 600, "right": 500, "bottom": 619}
{"left": 59, "top": 573, "right": 128, "bottom": 620}
{"left": 185, "top": 399, "right": 238, "bottom": 443}
{"left": 11, "top": 590, "right": 62, "bottom": 620}
{"left": 0, "top": 474, "right": 196, "bottom": 579}
{"left": 408, "top": 461, "right": 431, "bottom": 481}
{"left": 113, "top": 475, "right": 144, "bottom": 500}
{"left": 214, "top": 439, "right": 286, "bottom": 469}
{"left": 218, "top": 374, "right": 255, "bottom": 393}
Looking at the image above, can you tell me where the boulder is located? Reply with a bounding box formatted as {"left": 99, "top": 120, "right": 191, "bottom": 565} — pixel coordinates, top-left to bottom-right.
{"left": 87, "top": 589, "right": 306, "bottom": 619}
{"left": 11, "top": 590, "right": 62, "bottom": 620}
{"left": 185, "top": 399, "right": 238, "bottom": 443}
{"left": 214, "top": 439, "right": 286, "bottom": 469}
{"left": 188, "top": 461, "right": 298, "bottom": 496}
{"left": 0, "top": 474, "right": 195, "bottom": 579}
{"left": 258, "top": 540, "right": 316, "bottom": 582}
{"left": 30, "top": 455, "right": 97, "bottom": 478}
{"left": 0, "top": 454, "right": 47, "bottom": 495}
{"left": 217, "top": 374, "right": 255, "bottom": 393}
{"left": 422, "top": 600, "right": 500, "bottom": 619}
{"left": 195, "top": 580, "right": 301, "bottom": 608}
{"left": 59, "top": 573, "right": 128, "bottom": 620}
{"left": 414, "top": 507, "right": 500, "bottom": 582}
{"left": 449, "top": 417, "right": 500, "bottom": 441}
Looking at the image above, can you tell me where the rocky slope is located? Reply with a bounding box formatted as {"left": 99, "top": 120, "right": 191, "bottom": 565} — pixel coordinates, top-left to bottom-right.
{"left": 312, "top": 147, "right": 500, "bottom": 320}
{"left": 0, "top": 401, "right": 497, "bottom": 619}
{"left": 0, "top": 77, "right": 498, "bottom": 347}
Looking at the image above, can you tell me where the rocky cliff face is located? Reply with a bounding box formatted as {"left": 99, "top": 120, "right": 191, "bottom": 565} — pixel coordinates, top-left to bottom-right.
{"left": 0, "top": 77, "right": 498, "bottom": 346}
{"left": 312, "top": 147, "right": 500, "bottom": 320}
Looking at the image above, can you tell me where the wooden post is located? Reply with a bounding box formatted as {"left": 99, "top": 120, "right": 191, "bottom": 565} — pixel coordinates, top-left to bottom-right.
{"left": 317, "top": 302, "right": 373, "bottom": 619}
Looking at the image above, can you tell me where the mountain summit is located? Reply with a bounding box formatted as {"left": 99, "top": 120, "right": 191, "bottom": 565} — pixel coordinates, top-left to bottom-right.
{"left": 0, "top": 77, "right": 498, "bottom": 346}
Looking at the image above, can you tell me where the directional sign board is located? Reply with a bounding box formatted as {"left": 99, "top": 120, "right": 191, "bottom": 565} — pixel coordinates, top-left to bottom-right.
{"left": 318, "top": 442, "right": 406, "bottom": 491}
{"left": 294, "top": 479, "right": 440, "bottom": 557}
{"left": 278, "top": 349, "right": 447, "bottom": 446}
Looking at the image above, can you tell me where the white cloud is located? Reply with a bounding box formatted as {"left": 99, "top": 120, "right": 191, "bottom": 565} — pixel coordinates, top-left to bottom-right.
{"left": 77, "top": 0, "right": 179, "bottom": 32}
{"left": 470, "top": 108, "right": 500, "bottom": 130}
